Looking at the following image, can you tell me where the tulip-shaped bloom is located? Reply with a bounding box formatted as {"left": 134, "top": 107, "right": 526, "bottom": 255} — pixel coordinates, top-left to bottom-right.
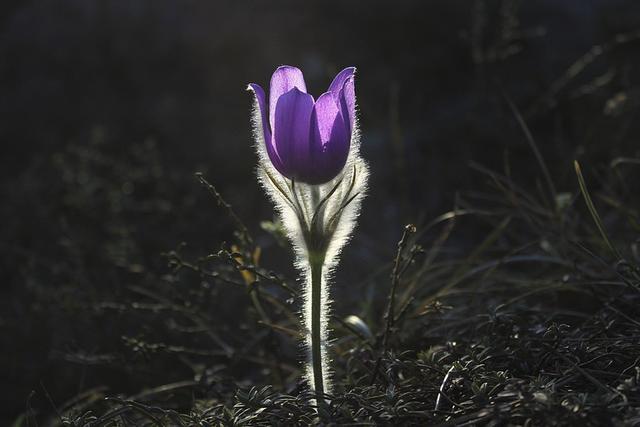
{"left": 248, "top": 66, "right": 368, "bottom": 408}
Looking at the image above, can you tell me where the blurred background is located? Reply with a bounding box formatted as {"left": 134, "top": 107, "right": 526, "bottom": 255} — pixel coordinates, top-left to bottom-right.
{"left": 2, "top": 0, "right": 640, "bottom": 423}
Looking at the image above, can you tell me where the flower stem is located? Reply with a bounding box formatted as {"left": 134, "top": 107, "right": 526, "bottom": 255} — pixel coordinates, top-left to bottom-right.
{"left": 309, "top": 252, "right": 326, "bottom": 409}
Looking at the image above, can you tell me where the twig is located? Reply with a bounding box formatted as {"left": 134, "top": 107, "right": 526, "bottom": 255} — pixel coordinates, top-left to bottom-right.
{"left": 383, "top": 224, "right": 417, "bottom": 348}
{"left": 195, "top": 172, "right": 253, "bottom": 247}
{"left": 370, "top": 224, "right": 416, "bottom": 385}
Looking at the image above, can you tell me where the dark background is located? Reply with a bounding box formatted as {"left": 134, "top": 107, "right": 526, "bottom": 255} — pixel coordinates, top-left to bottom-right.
{"left": 2, "top": 0, "right": 640, "bottom": 423}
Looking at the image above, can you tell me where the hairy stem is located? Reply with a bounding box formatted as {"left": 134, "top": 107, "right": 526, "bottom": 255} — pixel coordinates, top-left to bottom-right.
{"left": 309, "top": 252, "right": 326, "bottom": 408}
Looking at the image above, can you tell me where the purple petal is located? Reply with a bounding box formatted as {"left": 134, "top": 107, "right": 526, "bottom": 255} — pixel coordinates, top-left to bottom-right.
{"left": 269, "top": 66, "right": 307, "bottom": 132}
{"left": 337, "top": 76, "right": 356, "bottom": 136}
{"left": 247, "top": 83, "right": 271, "bottom": 142}
{"left": 328, "top": 67, "right": 356, "bottom": 95}
{"left": 327, "top": 67, "right": 357, "bottom": 136}
{"left": 272, "top": 87, "right": 314, "bottom": 178}
{"left": 248, "top": 83, "right": 283, "bottom": 171}
{"left": 307, "top": 92, "right": 350, "bottom": 184}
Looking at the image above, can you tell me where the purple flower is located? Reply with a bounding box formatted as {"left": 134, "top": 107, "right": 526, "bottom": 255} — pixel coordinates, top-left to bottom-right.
{"left": 249, "top": 66, "right": 356, "bottom": 185}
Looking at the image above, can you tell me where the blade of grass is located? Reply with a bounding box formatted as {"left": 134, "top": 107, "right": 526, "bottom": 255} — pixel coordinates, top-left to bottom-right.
{"left": 574, "top": 160, "right": 622, "bottom": 261}
{"left": 502, "top": 90, "right": 557, "bottom": 205}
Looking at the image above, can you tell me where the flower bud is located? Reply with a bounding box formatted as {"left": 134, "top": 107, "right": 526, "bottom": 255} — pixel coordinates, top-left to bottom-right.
{"left": 248, "top": 66, "right": 355, "bottom": 184}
